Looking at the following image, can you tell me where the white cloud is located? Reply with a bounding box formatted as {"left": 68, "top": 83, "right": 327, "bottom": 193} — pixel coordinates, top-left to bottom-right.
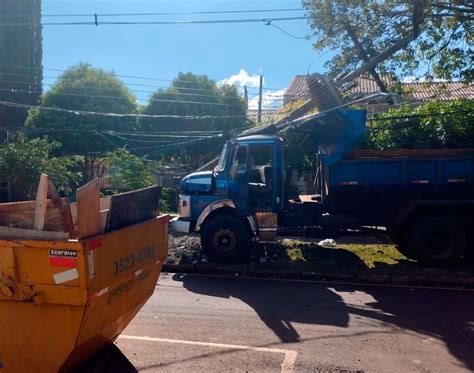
{"left": 219, "top": 69, "right": 262, "bottom": 88}
{"left": 219, "top": 69, "right": 286, "bottom": 110}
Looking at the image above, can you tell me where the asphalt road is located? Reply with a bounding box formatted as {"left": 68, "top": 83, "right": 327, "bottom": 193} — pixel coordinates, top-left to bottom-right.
{"left": 116, "top": 274, "right": 474, "bottom": 372}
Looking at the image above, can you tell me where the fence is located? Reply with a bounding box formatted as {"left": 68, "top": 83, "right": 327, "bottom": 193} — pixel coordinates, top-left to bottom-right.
{"left": 99, "top": 164, "right": 190, "bottom": 192}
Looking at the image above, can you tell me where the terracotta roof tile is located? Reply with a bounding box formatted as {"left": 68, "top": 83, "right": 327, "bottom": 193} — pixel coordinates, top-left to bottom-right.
{"left": 401, "top": 81, "right": 474, "bottom": 102}
{"left": 246, "top": 109, "right": 280, "bottom": 124}
{"left": 284, "top": 75, "right": 310, "bottom": 103}
{"left": 284, "top": 73, "right": 474, "bottom": 104}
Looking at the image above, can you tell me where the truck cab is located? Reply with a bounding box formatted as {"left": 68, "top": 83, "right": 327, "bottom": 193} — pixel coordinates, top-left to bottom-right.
{"left": 172, "top": 135, "right": 285, "bottom": 262}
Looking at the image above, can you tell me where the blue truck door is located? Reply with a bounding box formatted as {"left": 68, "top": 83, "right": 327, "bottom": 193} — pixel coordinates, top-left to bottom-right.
{"left": 228, "top": 145, "right": 250, "bottom": 212}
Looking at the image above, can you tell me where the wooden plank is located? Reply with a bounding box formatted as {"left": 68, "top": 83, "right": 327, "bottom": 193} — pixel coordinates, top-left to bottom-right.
{"left": 0, "top": 199, "right": 71, "bottom": 232}
{"left": 34, "top": 174, "right": 49, "bottom": 230}
{"left": 47, "top": 179, "right": 76, "bottom": 238}
{"left": 100, "top": 197, "right": 111, "bottom": 211}
{"left": 105, "top": 185, "right": 161, "bottom": 232}
{"left": 0, "top": 226, "right": 69, "bottom": 241}
{"left": 76, "top": 179, "right": 101, "bottom": 239}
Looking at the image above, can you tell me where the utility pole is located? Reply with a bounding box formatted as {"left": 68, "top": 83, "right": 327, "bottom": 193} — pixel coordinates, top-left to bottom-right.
{"left": 257, "top": 75, "right": 263, "bottom": 124}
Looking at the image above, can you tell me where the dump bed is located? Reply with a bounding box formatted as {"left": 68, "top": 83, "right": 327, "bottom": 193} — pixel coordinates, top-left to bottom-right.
{"left": 325, "top": 149, "right": 474, "bottom": 226}
{"left": 329, "top": 149, "right": 474, "bottom": 189}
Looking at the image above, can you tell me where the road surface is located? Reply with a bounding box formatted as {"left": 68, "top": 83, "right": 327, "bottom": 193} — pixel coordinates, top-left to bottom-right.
{"left": 117, "top": 274, "right": 474, "bottom": 372}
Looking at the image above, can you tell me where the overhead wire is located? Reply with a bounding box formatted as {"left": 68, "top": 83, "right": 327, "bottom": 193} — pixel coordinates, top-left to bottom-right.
{"left": 0, "top": 15, "right": 310, "bottom": 27}
{"left": 0, "top": 100, "right": 250, "bottom": 119}
{"left": 265, "top": 22, "right": 309, "bottom": 40}
{"left": 0, "top": 64, "right": 288, "bottom": 92}
{"left": 0, "top": 87, "right": 248, "bottom": 107}
{"left": 1, "top": 8, "right": 306, "bottom": 18}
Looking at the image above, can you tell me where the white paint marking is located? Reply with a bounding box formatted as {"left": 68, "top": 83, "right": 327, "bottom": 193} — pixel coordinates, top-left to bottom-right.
{"left": 119, "top": 334, "right": 297, "bottom": 373}
{"left": 53, "top": 268, "right": 79, "bottom": 284}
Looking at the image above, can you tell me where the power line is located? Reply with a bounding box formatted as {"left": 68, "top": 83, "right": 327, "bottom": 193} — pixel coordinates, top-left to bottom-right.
{"left": 0, "top": 78, "right": 249, "bottom": 101}
{"left": 0, "top": 16, "right": 310, "bottom": 27}
{"left": 265, "top": 22, "right": 309, "bottom": 40}
{"left": 0, "top": 64, "right": 288, "bottom": 92}
{"left": 0, "top": 99, "right": 251, "bottom": 119}
{"left": 0, "top": 87, "right": 248, "bottom": 107}
{"left": 0, "top": 85, "right": 280, "bottom": 110}
{"left": 1, "top": 8, "right": 306, "bottom": 18}
{"left": 0, "top": 76, "right": 285, "bottom": 103}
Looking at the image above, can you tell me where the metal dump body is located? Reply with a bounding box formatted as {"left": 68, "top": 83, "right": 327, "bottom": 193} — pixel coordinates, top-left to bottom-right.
{"left": 0, "top": 215, "right": 169, "bottom": 372}
{"left": 329, "top": 151, "right": 474, "bottom": 189}
{"left": 325, "top": 150, "right": 474, "bottom": 226}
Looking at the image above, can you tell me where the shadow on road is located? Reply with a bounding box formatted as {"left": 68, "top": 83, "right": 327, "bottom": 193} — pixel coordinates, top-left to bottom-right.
{"left": 338, "top": 283, "right": 474, "bottom": 372}
{"left": 173, "top": 272, "right": 474, "bottom": 371}
{"left": 173, "top": 272, "right": 352, "bottom": 343}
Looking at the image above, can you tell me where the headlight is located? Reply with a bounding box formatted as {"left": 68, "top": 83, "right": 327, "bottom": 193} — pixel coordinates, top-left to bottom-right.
{"left": 178, "top": 195, "right": 191, "bottom": 218}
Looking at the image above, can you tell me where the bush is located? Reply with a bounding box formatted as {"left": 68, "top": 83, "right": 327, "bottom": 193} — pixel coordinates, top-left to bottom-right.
{"left": 362, "top": 99, "right": 474, "bottom": 150}
{"left": 0, "top": 134, "right": 82, "bottom": 200}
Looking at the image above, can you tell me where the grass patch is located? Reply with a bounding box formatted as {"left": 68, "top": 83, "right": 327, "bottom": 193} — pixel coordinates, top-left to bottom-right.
{"left": 286, "top": 248, "right": 306, "bottom": 262}
{"left": 168, "top": 236, "right": 474, "bottom": 287}
{"left": 337, "top": 244, "right": 408, "bottom": 268}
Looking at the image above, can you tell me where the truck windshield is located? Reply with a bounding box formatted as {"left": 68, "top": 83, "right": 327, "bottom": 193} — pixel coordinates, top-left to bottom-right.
{"left": 214, "top": 145, "right": 228, "bottom": 172}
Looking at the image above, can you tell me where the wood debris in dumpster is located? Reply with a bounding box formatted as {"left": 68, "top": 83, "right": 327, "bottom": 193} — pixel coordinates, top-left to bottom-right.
{"left": 0, "top": 175, "right": 163, "bottom": 241}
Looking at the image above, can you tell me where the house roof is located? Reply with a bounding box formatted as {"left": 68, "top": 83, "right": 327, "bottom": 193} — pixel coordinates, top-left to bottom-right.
{"left": 401, "top": 81, "right": 474, "bottom": 102}
{"left": 345, "top": 74, "right": 395, "bottom": 95}
{"left": 284, "top": 75, "right": 310, "bottom": 101}
{"left": 284, "top": 73, "right": 474, "bottom": 104}
{"left": 246, "top": 109, "right": 280, "bottom": 124}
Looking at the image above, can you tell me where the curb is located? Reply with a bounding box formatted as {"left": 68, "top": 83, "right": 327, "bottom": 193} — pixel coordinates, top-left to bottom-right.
{"left": 162, "top": 264, "right": 474, "bottom": 289}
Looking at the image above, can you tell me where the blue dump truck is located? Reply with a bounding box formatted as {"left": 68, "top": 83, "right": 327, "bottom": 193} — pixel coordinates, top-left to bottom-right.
{"left": 172, "top": 108, "right": 474, "bottom": 266}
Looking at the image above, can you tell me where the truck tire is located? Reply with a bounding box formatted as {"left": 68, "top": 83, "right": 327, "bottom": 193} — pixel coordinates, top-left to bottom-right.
{"left": 201, "top": 215, "right": 251, "bottom": 263}
{"left": 411, "top": 217, "right": 467, "bottom": 266}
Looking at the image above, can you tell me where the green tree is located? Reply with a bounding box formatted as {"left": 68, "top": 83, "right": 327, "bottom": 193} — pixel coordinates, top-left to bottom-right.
{"left": 101, "top": 148, "right": 156, "bottom": 190}
{"left": 25, "top": 63, "right": 138, "bottom": 181}
{"left": 0, "top": 0, "right": 42, "bottom": 128}
{"left": 363, "top": 99, "right": 474, "bottom": 150}
{"left": 0, "top": 134, "right": 82, "bottom": 201}
{"left": 302, "top": 1, "right": 474, "bottom": 81}
{"left": 140, "top": 72, "right": 248, "bottom": 162}
{"left": 100, "top": 148, "right": 172, "bottom": 211}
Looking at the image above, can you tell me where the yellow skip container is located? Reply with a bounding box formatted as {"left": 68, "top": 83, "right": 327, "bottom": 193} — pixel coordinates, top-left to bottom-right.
{"left": 0, "top": 215, "right": 169, "bottom": 372}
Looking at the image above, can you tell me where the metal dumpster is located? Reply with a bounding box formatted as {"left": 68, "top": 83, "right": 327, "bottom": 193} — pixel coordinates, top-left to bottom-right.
{"left": 0, "top": 214, "right": 169, "bottom": 372}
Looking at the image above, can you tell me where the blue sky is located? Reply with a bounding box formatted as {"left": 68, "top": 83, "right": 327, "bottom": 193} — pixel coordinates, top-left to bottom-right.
{"left": 41, "top": 0, "right": 333, "bottom": 109}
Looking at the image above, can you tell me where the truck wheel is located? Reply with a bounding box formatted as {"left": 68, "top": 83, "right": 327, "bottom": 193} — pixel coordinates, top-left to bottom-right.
{"left": 412, "top": 217, "right": 467, "bottom": 266}
{"left": 201, "top": 215, "right": 251, "bottom": 263}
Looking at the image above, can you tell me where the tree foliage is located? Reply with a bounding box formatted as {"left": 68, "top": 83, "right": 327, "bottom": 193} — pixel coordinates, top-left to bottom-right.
{"left": 141, "top": 72, "right": 247, "bottom": 131}
{"left": 140, "top": 72, "right": 248, "bottom": 162}
{"left": 0, "top": 134, "right": 82, "bottom": 200}
{"left": 25, "top": 63, "right": 139, "bottom": 182}
{"left": 25, "top": 63, "right": 138, "bottom": 155}
{"left": 0, "top": 0, "right": 42, "bottom": 127}
{"left": 302, "top": 1, "right": 474, "bottom": 81}
{"left": 101, "top": 148, "right": 156, "bottom": 190}
{"left": 363, "top": 99, "right": 474, "bottom": 150}
{"left": 100, "top": 148, "right": 172, "bottom": 211}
